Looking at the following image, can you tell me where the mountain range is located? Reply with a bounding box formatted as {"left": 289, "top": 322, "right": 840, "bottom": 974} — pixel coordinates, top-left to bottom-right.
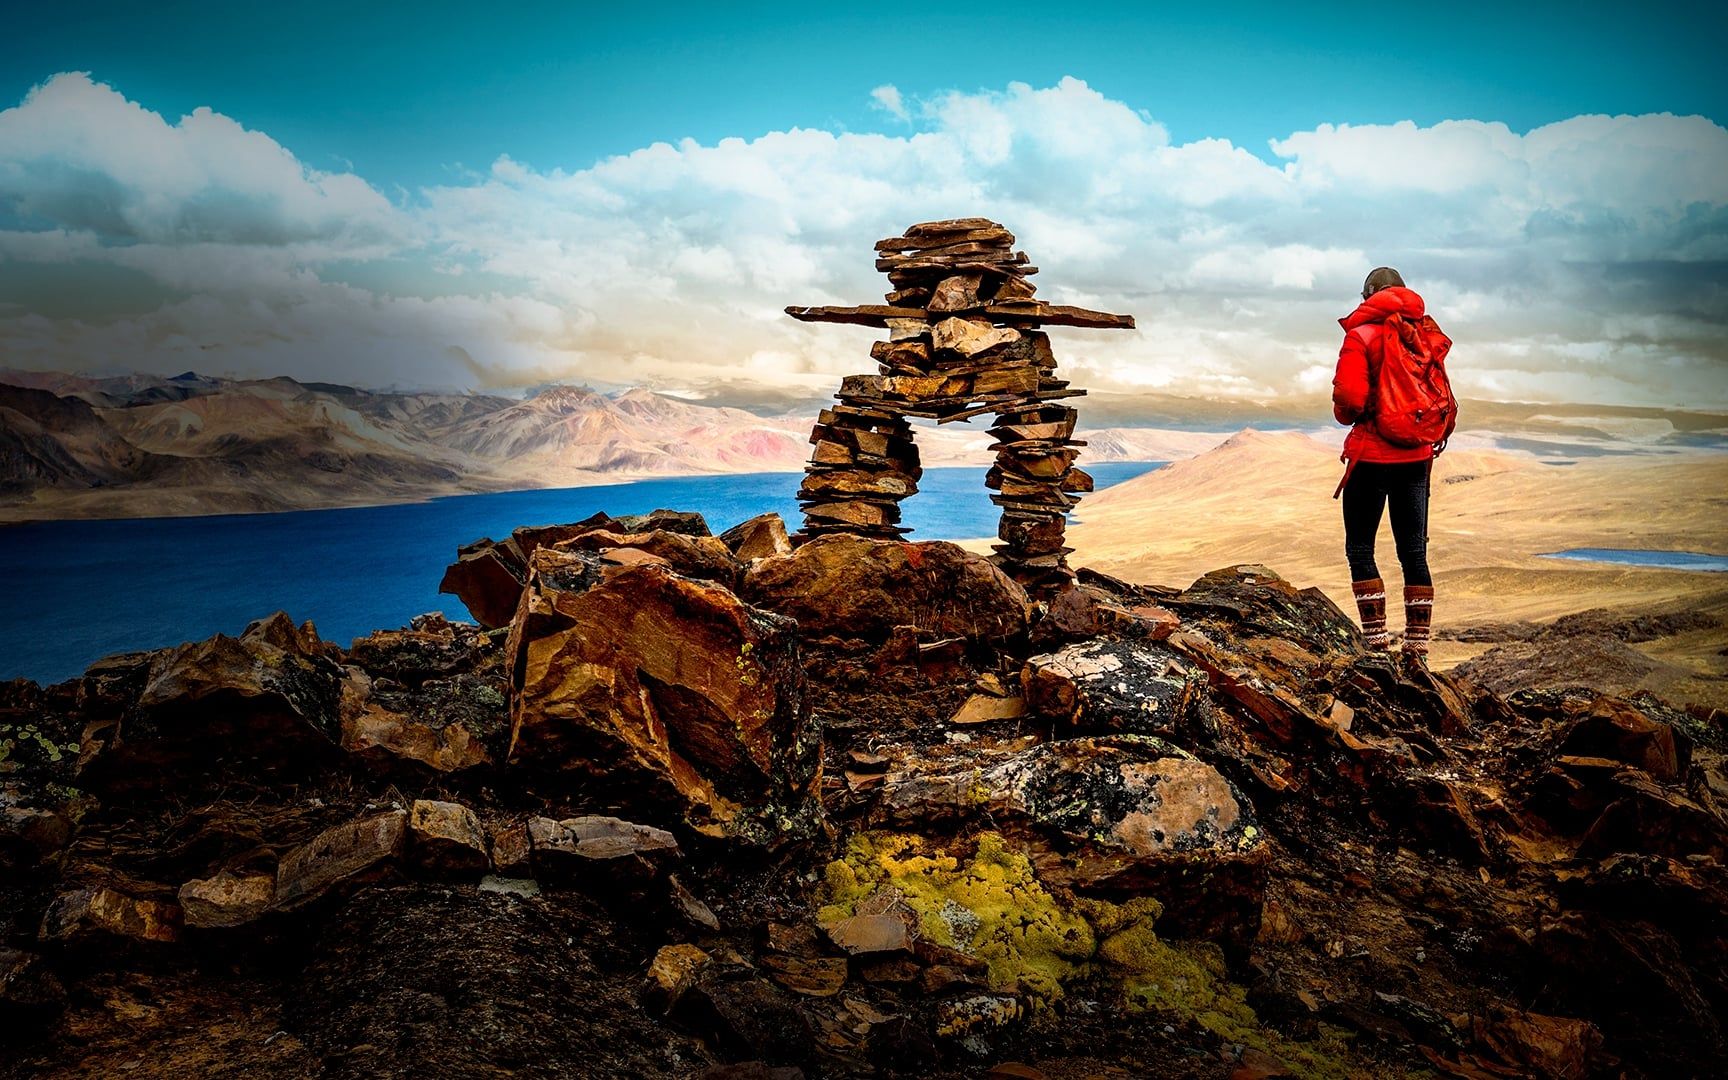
{"left": 4, "top": 367, "right": 1724, "bottom": 521}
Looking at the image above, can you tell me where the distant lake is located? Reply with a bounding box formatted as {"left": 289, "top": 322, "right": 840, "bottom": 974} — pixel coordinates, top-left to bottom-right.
{"left": 0, "top": 462, "right": 1164, "bottom": 685}
{"left": 1537, "top": 548, "right": 1728, "bottom": 573}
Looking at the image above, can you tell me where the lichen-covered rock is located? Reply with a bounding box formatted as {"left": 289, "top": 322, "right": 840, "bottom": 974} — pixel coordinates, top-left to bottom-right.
{"left": 80, "top": 613, "right": 345, "bottom": 791}
{"left": 1023, "top": 639, "right": 1204, "bottom": 734}
{"left": 40, "top": 886, "right": 180, "bottom": 945}
{"left": 507, "top": 550, "right": 820, "bottom": 846}
{"left": 178, "top": 869, "right": 274, "bottom": 929}
{"left": 874, "top": 736, "right": 1267, "bottom": 949}
{"left": 272, "top": 810, "right": 407, "bottom": 910}
{"left": 741, "top": 534, "right": 1030, "bottom": 646}
{"left": 407, "top": 800, "right": 489, "bottom": 876}
{"left": 1167, "top": 565, "right": 1361, "bottom": 660}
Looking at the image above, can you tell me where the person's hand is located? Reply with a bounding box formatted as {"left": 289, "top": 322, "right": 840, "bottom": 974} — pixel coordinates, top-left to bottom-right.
{"left": 1432, "top": 439, "right": 1447, "bottom": 456}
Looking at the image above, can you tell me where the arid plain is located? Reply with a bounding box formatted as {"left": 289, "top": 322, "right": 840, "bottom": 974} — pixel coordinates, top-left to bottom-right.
{"left": 1056, "top": 428, "right": 1728, "bottom": 704}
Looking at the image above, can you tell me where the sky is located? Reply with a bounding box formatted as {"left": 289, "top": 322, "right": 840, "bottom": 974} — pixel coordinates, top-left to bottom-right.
{"left": 2, "top": 1, "right": 1726, "bottom": 409}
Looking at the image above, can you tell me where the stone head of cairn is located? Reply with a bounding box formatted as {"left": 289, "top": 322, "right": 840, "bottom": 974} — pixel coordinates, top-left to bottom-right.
{"left": 786, "top": 218, "right": 1135, "bottom": 594}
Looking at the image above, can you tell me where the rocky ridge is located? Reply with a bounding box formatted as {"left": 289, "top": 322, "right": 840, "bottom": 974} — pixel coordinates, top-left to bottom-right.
{"left": 2, "top": 508, "right": 1726, "bottom": 1078}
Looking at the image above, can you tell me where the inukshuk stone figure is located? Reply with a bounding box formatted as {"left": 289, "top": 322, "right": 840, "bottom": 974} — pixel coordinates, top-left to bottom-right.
{"left": 786, "top": 218, "right": 1135, "bottom": 594}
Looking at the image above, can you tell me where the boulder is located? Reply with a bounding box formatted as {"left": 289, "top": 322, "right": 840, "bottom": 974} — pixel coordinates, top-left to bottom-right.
{"left": 407, "top": 800, "right": 489, "bottom": 876}
{"left": 741, "top": 534, "right": 1030, "bottom": 646}
{"left": 720, "top": 513, "right": 793, "bottom": 562}
{"left": 1023, "top": 639, "right": 1205, "bottom": 734}
{"left": 508, "top": 550, "right": 820, "bottom": 845}
{"left": 1559, "top": 696, "right": 1690, "bottom": 782}
{"left": 272, "top": 810, "right": 407, "bottom": 910}
{"left": 876, "top": 736, "right": 1268, "bottom": 949}
{"left": 81, "top": 613, "right": 345, "bottom": 790}
{"left": 438, "top": 538, "right": 528, "bottom": 629}
{"left": 178, "top": 869, "right": 275, "bottom": 929}
{"left": 40, "top": 886, "right": 180, "bottom": 945}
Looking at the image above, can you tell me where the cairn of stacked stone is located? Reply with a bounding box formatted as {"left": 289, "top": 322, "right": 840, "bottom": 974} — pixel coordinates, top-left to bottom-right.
{"left": 786, "top": 218, "right": 1135, "bottom": 592}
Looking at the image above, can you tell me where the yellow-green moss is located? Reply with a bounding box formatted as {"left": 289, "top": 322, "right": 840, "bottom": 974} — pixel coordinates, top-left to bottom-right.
{"left": 818, "top": 831, "right": 1094, "bottom": 1003}
{"left": 817, "top": 832, "right": 1405, "bottom": 1080}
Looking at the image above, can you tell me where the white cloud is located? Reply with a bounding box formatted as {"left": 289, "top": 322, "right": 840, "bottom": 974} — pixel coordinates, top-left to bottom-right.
{"left": 869, "top": 85, "right": 908, "bottom": 122}
{"left": 2, "top": 73, "right": 1726, "bottom": 408}
{"left": 0, "top": 72, "right": 406, "bottom": 248}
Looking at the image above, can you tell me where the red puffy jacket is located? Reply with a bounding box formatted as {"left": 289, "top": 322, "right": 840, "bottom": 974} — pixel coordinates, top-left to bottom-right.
{"left": 1332, "top": 286, "right": 1454, "bottom": 464}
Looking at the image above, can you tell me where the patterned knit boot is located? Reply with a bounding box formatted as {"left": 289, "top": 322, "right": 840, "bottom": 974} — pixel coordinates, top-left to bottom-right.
{"left": 1402, "top": 585, "right": 1434, "bottom": 661}
{"left": 1352, "top": 578, "right": 1389, "bottom": 651}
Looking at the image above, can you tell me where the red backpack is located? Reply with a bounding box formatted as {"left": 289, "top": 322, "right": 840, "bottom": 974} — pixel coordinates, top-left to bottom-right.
{"left": 1354, "top": 315, "right": 1456, "bottom": 448}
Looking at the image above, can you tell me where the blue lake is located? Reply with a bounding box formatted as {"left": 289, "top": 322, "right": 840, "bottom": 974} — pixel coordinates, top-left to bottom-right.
{"left": 1538, "top": 548, "right": 1728, "bottom": 573}
{"left": 0, "top": 462, "right": 1163, "bottom": 685}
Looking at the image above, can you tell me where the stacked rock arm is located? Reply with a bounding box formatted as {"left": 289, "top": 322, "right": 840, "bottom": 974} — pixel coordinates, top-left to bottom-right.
{"left": 787, "top": 218, "right": 1133, "bottom": 592}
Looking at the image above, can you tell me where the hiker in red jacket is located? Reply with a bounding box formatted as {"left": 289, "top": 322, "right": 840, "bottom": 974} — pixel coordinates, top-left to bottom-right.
{"left": 1332, "top": 267, "right": 1457, "bottom": 662}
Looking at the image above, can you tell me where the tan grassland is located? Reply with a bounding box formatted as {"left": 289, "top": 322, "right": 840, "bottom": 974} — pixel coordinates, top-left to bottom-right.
{"left": 1050, "top": 430, "right": 1728, "bottom": 701}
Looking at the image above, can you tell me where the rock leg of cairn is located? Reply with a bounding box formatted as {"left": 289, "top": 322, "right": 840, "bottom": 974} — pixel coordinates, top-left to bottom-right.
{"left": 786, "top": 218, "right": 1133, "bottom": 593}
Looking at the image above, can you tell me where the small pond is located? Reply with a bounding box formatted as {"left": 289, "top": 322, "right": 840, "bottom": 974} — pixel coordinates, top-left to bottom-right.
{"left": 1537, "top": 548, "right": 1728, "bottom": 572}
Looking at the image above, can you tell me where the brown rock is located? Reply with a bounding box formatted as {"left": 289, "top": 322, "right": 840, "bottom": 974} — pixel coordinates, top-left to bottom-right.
{"left": 928, "top": 274, "right": 986, "bottom": 312}
{"left": 40, "top": 886, "right": 180, "bottom": 945}
{"left": 273, "top": 810, "right": 407, "bottom": 910}
{"left": 178, "top": 869, "right": 274, "bottom": 929}
{"left": 82, "top": 615, "right": 345, "bottom": 790}
{"left": 742, "top": 534, "right": 1029, "bottom": 646}
{"left": 339, "top": 697, "right": 493, "bottom": 774}
{"left": 1474, "top": 1007, "right": 1606, "bottom": 1080}
{"left": 720, "top": 513, "right": 793, "bottom": 562}
{"left": 824, "top": 913, "right": 913, "bottom": 955}
{"left": 643, "top": 942, "right": 712, "bottom": 1012}
{"left": 527, "top": 815, "right": 681, "bottom": 886}
{"left": 407, "top": 800, "right": 490, "bottom": 876}
{"left": 1560, "top": 697, "right": 1689, "bottom": 782}
{"left": 487, "top": 819, "right": 533, "bottom": 877}
{"left": 437, "top": 540, "right": 527, "bottom": 629}
{"left": 554, "top": 528, "right": 738, "bottom": 586}
{"left": 931, "top": 316, "right": 1021, "bottom": 358}
{"left": 950, "top": 693, "right": 1027, "bottom": 725}
{"left": 507, "top": 552, "right": 820, "bottom": 846}
{"left": 763, "top": 953, "right": 849, "bottom": 997}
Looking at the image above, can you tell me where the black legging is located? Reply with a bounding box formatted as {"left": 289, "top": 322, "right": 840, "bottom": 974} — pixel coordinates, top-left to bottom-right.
{"left": 1342, "top": 460, "right": 1432, "bottom": 586}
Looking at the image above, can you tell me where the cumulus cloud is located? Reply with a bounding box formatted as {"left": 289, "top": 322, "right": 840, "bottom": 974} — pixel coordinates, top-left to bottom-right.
{"left": 1, "top": 72, "right": 1725, "bottom": 408}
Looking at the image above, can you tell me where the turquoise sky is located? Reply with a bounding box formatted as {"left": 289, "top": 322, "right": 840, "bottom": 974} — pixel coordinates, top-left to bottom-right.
{"left": 6, "top": 1, "right": 1724, "bottom": 189}
{"left": 2, "top": 3, "right": 1725, "bottom": 406}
